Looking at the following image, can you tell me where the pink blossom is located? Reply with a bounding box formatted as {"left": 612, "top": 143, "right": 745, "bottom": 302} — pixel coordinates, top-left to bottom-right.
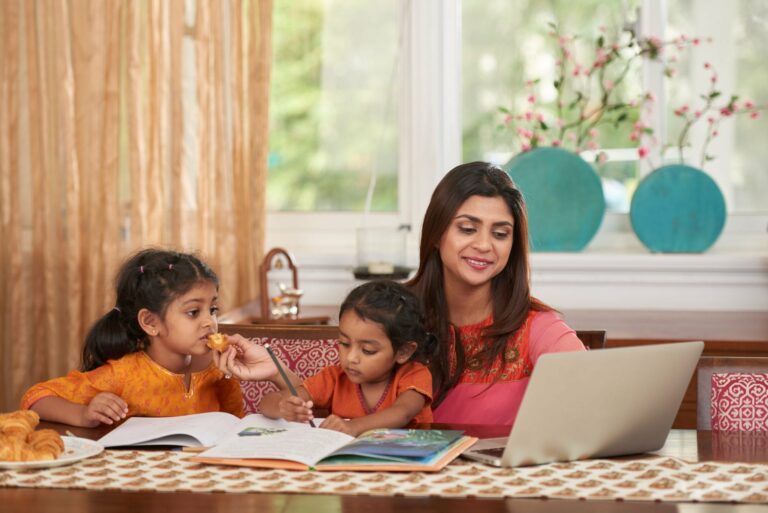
{"left": 693, "top": 38, "right": 701, "bottom": 45}
{"left": 597, "top": 152, "right": 608, "bottom": 164}
{"left": 633, "top": 121, "right": 645, "bottom": 130}
{"left": 704, "top": 62, "right": 711, "bottom": 69}
{"left": 638, "top": 146, "right": 649, "bottom": 158}
{"left": 744, "top": 100, "right": 755, "bottom": 109}
{"left": 711, "top": 74, "right": 718, "bottom": 84}
{"left": 537, "top": 113, "right": 545, "bottom": 122}
{"left": 720, "top": 107, "right": 732, "bottom": 117}
{"left": 527, "top": 94, "right": 536, "bottom": 104}
{"left": 712, "top": 130, "right": 719, "bottom": 137}
{"left": 524, "top": 111, "right": 534, "bottom": 121}
{"left": 751, "top": 111, "right": 760, "bottom": 120}
{"left": 587, "top": 141, "right": 598, "bottom": 150}
{"left": 629, "top": 131, "right": 639, "bottom": 142}
{"left": 707, "top": 116, "right": 716, "bottom": 124}
{"left": 694, "top": 111, "right": 701, "bottom": 118}
{"left": 588, "top": 128, "right": 599, "bottom": 138}
{"left": 521, "top": 143, "right": 531, "bottom": 152}
{"left": 551, "top": 139, "right": 562, "bottom": 147}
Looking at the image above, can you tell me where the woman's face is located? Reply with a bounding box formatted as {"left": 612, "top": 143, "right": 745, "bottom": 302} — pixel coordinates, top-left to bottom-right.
{"left": 437, "top": 194, "right": 515, "bottom": 291}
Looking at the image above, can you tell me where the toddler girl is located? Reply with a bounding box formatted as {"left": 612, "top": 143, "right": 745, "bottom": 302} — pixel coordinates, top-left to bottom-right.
{"left": 21, "top": 249, "right": 276, "bottom": 427}
{"left": 258, "top": 280, "right": 436, "bottom": 435}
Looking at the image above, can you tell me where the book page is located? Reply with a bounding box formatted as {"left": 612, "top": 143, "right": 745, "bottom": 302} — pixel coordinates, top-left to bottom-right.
{"left": 324, "top": 429, "right": 464, "bottom": 462}
{"left": 198, "top": 428, "right": 354, "bottom": 467}
{"left": 98, "top": 412, "right": 240, "bottom": 447}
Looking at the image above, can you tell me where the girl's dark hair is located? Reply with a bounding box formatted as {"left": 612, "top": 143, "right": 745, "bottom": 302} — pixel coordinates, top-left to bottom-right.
{"left": 81, "top": 249, "right": 218, "bottom": 371}
{"left": 406, "top": 161, "right": 551, "bottom": 407}
{"left": 339, "top": 280, "right": 436, "bottom": 365}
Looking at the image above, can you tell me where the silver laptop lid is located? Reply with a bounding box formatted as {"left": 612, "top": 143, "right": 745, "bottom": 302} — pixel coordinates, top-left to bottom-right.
{"left": 501, "top": 341, "right": 703, "bottom": 467}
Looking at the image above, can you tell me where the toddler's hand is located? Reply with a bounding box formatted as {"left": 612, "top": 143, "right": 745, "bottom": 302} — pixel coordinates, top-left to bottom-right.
{"left": 82, "top": 392, "right": 128, "bottom": 427}
{"left": 212, "top": 334, "right": 278, "bottom": 381}
{"left": 278, "top": 395, "right": 314, "bottom": 423}
{"left": 319, "top": 414, "right": 355, "bottom": 435}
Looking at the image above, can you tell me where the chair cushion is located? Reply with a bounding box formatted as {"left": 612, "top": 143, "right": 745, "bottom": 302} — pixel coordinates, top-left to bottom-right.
{"left": 711, "top": 372, "right": 768, "bottom": 432}
{"left": 240, "top": 337, "right": 339, "bottom": 414}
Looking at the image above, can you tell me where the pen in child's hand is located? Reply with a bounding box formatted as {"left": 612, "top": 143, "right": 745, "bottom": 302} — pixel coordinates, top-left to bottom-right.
{"left": 264, "top": 343, "right": 317, "bottom": 428}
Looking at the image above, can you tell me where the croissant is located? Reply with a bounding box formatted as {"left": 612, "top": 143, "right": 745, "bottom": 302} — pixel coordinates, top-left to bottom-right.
{"left": 0, "top": 411, "right": 64, "bottom": 461}
{"left": 0, "top": 410, "right": 39, "bottom": 439}
{"left": 207, "top": 333, "right": 230, "bottom": 352}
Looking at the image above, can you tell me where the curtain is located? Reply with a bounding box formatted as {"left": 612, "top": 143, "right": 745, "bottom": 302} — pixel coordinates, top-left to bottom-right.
{"left": 0, "top": 0, "right": 272, "bottom": 412}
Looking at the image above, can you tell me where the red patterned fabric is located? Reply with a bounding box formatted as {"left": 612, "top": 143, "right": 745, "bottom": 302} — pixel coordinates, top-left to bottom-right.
{"left": 239, "top": 337, "right": 339, "bottom": 413}
{"left": 711, "top": 372, "right": 768, "bottom": 432}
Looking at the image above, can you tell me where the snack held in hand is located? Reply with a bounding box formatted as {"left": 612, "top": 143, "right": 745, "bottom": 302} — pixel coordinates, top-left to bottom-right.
{"left": 207, "top": 333, "right": 229, "bottom": 352}
{"left": 0, "top": 410, "right": 65, "bottom": 461}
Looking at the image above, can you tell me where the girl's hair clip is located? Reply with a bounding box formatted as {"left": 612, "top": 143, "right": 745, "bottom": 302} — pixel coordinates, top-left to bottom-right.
{"left": 139, "top": 265, "right": 144, "bottom": 274}
{"left": 168, "top": 264, "right": 174, "bottom": 271}
{"left": 113, "top": 306, "right": 121, "bottom": 313}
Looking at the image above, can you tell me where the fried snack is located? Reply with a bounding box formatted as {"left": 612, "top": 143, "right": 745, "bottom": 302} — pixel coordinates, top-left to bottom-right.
{"left": 0, "top": 410, "right": 39, "bottom": 439}
{"left": 206, "top": 333, "right": 229, "bottom": 352}
{"left": 0, "top": 411, "right": 64, "bottom": 461}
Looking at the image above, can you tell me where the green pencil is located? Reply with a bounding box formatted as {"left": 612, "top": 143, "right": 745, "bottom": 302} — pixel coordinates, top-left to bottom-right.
{"left": 264, "top": 343, "right": 317, "bottom": 428}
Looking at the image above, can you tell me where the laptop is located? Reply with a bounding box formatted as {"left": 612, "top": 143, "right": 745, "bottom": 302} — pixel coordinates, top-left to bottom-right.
{"left": 462, "top": 341, "right": 704, "bottom": 467}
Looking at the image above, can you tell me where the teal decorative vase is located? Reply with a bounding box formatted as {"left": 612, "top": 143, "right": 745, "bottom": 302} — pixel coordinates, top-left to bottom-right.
{"left": 504, "top": 147, "right": 605, "bottom": 252}
{"left": 630, "top": 164, "right": 726, "bottom": 253}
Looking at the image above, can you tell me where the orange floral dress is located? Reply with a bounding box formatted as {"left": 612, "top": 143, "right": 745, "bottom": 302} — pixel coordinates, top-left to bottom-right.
{"left": 21, "top": 352, "right": 244, "bottom": 417}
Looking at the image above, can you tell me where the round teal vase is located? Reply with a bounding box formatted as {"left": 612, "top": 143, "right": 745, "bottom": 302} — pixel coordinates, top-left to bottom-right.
{"left": 630, "top": 164, "right": 726, "bottom": 253}
{"left": 504, "top": 147, "right": 605, "bottom": 252}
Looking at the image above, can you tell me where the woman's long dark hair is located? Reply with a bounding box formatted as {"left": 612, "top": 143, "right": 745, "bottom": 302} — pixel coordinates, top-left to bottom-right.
{"left": 80, "top": 249, "right": 218, "bottom": 371}
{"left": 407, "top": 162, "right": 550, "bottom": 406}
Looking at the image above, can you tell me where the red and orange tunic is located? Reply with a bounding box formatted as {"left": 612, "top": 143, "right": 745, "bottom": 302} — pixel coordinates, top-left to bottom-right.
{"left": 433, "top": 310, "right": 584, "bottom": 426}
{"left": 303, "top": 361, "right": 433, "bottom": 425}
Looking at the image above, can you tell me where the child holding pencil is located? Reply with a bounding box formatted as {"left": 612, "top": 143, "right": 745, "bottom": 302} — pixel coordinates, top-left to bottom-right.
{"left": 214, "top": 280, "right": 436, "bottom": 436}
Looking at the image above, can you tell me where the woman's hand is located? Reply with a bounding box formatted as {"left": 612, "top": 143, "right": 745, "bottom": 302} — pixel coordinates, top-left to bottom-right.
{"left": 212, "top": 333, "right": 278, "bottom": 381}
{"left": 278, "top": 395, "right": 314, "bottom": 423}
{"left": 319, "top": 414, "right": 356, "bottom": 435}
{"left": 82, "top": 392, "right": 128, "bottom": 427}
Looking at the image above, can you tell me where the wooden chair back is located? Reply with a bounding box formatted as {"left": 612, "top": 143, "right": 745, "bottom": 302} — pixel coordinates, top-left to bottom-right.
{"left": 575, "top": 330, "right": 607, "bottom": 350}
{"left": 696, "top": 356, "right": 768, "bottom": 430}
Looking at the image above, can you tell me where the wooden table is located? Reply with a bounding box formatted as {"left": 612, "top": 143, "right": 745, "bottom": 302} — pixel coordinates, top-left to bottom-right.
{"left": 2, "top": 423, "right": 766, "bottom": 513}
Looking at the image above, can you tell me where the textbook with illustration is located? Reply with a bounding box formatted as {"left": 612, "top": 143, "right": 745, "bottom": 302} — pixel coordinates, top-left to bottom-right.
{"left": 189, "top": 427, "right": 478, "bottom": 472}
{"left": 97, "top": 412, "right": 309, "bottom": 448}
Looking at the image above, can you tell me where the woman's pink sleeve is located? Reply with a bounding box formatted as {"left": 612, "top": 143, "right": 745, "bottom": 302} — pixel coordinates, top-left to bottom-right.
{"left": 528, "top": 310, "right": 586, "bottom": 365}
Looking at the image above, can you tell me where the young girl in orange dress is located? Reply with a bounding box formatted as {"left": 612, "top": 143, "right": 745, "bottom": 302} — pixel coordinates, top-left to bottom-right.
{"left": 408, "top": 162, "right": 586, "bottom": 426}
{"left": 215, "top": 280, "right": 435, "bottom": 436}
{"left": 21, "top": 249, "right": 277, "bottom": 427}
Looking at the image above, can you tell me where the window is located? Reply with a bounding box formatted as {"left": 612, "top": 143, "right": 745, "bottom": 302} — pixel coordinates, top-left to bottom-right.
{"left": 268, "top": 0, "right": 401, "bottom": 212}
{"left": 462, "top": 0, "right": 768, "bottom": 214}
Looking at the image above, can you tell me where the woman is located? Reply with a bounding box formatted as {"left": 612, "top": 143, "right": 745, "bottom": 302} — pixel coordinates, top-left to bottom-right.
{"left": 407, "top": 161, "right": 585, "bottom": 425}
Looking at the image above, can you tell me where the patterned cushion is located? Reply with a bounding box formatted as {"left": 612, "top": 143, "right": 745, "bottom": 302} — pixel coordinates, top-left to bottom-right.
{"left": 711, "top": 372, "right": 768, "bottom": 432}
{"left": 240, "top": 337, "right": 340, "bottom": 414}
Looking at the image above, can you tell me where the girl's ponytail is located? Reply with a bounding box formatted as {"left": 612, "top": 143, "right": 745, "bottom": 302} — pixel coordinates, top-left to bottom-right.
{"left": 80, "top": 249, "right": 218, "bottom": 371}
{"left": 81, "top": 307, "right": 142, "bottom": 371}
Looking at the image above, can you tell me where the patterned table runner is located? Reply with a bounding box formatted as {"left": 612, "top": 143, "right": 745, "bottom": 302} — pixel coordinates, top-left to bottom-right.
{"left": 1, "top": 450, "right": 767, "bottom": 503}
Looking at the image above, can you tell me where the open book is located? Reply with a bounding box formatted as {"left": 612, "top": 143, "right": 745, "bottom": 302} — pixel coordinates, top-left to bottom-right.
{"left": 97, "top": 412, "right": 309, "bottom": 448}
{"left": 189, "top": 427, "right": 477, "bottom": 472}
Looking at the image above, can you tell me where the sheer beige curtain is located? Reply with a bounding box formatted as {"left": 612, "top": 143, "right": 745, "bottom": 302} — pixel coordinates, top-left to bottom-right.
{"left": 0, "top": 0, "right": 272, "bottom": 412}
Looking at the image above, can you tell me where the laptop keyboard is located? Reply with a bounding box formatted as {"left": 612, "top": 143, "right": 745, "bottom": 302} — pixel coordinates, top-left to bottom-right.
{"left": 474, "top": 447, "right": 505, "bottom": 458}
